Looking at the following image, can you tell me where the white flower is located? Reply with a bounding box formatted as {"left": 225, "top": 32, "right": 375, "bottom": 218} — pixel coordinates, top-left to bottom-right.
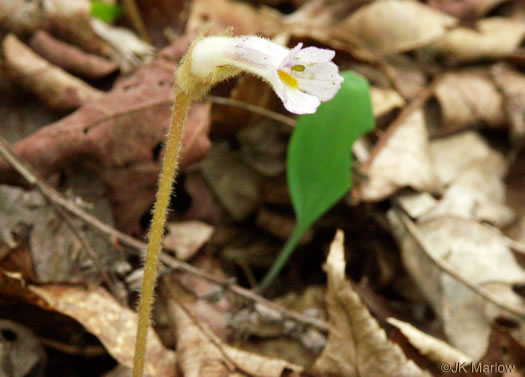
{"left": 187, "top": 36, "right": 344, "bottom": 114}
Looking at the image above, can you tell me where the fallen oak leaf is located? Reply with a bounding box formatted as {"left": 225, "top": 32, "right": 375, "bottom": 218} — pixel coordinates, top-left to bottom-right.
{"left": 29, "top": 285, "right": 176, "bottom": 377}
{"left": 0, "top": 34, "right": 211, "bottom": 234}
{"left": 312, "top": 230, "right": 431, "bottom": 377}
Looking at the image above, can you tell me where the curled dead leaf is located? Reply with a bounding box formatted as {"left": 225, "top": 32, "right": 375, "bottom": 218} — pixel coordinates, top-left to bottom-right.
{"left": 312, "top": 230, "right": 431, "bottom": 377}
{"left": 2, "top": 34, "right": 104, "bottom": 112}
{"left": 387, "top": 317, "right": 472, "bottom": 366}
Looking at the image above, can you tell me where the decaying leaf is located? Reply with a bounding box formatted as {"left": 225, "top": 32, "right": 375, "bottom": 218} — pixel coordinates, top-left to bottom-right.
{"left": 167, "top": 282, "right": 302, "bottom": 377}
{"left": 387, "top": 317, "right": 472, "bottom": 366}
{"left": 312, "top": 230, "right": 431, "bottom": 377}
{"left": 30, "top": 285, "right": 176, "bottom": 377}
{"left": 0, "top": 0, "right": 113, "bottom": 56}
{"left": 339, "top": 0, "right": 456, "bottom": 54}
{"left": 389, "top": 211, "right": 525, "bottom": 360}
{"left": 360, "top": 110, "right": 441, "bottom": 201}
{"left": 0, "top": 319, "right": 46, "bottom": 377}
{"left": 433, "top": 18, "right": 525, "bottom": 62}
{"left": 434, "top": 71, "right": 506, "bottom": 129}
{"left": 0, "top": 34, "right": 211, "bottom": 234}
{"left": 201, "top": 143, "right": 261, "bottom": 221}
{"left": 2, "top": 34, "right": 104, "bottom": 112}
{"left": 29, "top": 30, "right": 118, "bottom": 80}
{"left": 0, "top": 177, "right": 116, "bottom": 284}
{"left": 163, "top": 221, "right": 214, "bottom": 261}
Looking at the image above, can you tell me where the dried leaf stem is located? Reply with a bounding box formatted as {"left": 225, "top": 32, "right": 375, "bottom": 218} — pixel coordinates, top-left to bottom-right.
{"left": 132, "top": 90, "right": 190, "bottom": 377}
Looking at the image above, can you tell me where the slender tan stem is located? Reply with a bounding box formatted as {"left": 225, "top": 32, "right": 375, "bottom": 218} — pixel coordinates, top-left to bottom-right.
{"left": 132, "top": 90, "right": 190, "bottom": 377}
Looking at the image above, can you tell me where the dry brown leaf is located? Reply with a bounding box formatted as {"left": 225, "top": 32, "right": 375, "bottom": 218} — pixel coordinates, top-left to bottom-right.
{"left": 2, "top": 34, "right": 104, "bottom": 112}
{"left": 0, "top": 34, "right": 211, "bottom": 234}
{"left": 312, "top": 230, "right": 431, "bottom": 377}
{"left": 201, "top": 143, "right": 261, "bottom": 221}
{"left": 387, "top": 317, "right": 472, "bottom": 366}
{"left": 389, "top": 212, "right": 525, "bottom": 360}
{"left": 339, "top": 0, "right": 456, "bottom": 54}
{"left": 434, "top": 71, "right": 506, "bottom": 129}
{"left": 360, "top": 110, "right": 441, "bottom": 201}
{"left": 492, "top": 64, "right": 525, "bottom": 142}
{"left": 168, "top": 284, "right": 302, "bottom": 377}
{"left": 433, "top": 18, "right": 525, "bottom": 62}
{"left": 30, "top": 285, "right": 176, "bottom": 377}
{"left": 163, "top": 221, "right": 214, "bottom": 260}
{"left": 29, "top": 31, "right": 118, "bottom": 80}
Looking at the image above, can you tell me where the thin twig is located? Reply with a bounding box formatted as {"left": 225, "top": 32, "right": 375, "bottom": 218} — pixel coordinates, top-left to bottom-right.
{"left": 121, "top": 0, "right": 151, "bottom": 44}
{"left": 395, "top": 209, "right": 525, "bottom": 318}
{"left": 207, "top": 95, "right": 296, "bottom": 127}
{"left": 0, "top": 134, "right": 329, "bottom": 332}
{"left": 45, "top": 198, "right": 119, "bottom": 300}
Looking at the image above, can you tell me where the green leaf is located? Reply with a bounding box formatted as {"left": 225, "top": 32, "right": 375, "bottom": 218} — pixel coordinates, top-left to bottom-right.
{"left": 91, "top": 1, "right": 124, "bottom": 23}
{"left": 258, "top": 71, "right": 374, "bottom": 290}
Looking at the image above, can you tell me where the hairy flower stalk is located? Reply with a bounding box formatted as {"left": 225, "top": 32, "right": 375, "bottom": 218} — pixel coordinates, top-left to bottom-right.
{"left": 132, "top": 34, "right": 343, "bottom": 377}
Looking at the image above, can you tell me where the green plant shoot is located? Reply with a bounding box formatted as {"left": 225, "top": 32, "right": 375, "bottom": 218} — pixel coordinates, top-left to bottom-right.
{"left": 91, "top": 1, "right": 124, "bottom": 23}
{"left": 258, "top": 71, "right": 375, "bottom": 291}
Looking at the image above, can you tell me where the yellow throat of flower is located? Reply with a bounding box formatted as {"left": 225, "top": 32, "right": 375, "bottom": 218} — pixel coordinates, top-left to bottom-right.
{"left": 278, "top": 70, "right": 298, "bottom": 89}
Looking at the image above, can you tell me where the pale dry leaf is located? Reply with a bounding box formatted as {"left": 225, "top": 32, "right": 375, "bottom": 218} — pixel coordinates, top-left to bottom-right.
{"left": 430, "top": 131, "right": 498, "bottom": 185}
{"left": 312, "top": 230, "right": 431, "bottom": 377}
{"left": 30, "top": 285, "right": 176, "bottom": 377}
{"left": 433, "top": 18, "right": 525, "bottom": 62}
{"left": 434, "top": 71, "right": 505, "bottom": 129}
{"left": 170, "top": 292, "right": 302, "bottom": 377}
{"left": 2, "top": 34, "right": 104, "bottom": 112}
{"left": 387, "top": 317, "right": 472, "bottom": 366}
{"left": 360, "top": 110, "right": 441, "bottom": 201}
{"left": 163, "top": 221, "right": 214, "bottom": 261}
{"left": 389, "top": 212, "right": 525, "bottom": 360}
{"left": 339, "top": 0, "right": 456, "bottom": 54}
{"left": 403, "top": 132, "right": 516, "bottom": 227}
{"left": 491, "top": 64, "right": 525, "bottom": 142}
{"left": 91, "top": 19, "right": 155, "bottom": 72}
{"left": 370, "top": 87, "right": 405, "bottom": 118}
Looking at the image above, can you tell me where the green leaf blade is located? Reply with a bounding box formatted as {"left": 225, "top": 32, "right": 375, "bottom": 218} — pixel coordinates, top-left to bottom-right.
{"left": 259, "top": 71, "right": 374, "bottom": 291}
{"left": 287, "top": 70, "right": 375, "bottom": 232}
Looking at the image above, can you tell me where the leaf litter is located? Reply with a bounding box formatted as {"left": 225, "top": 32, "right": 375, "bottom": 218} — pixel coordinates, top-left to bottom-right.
{"left": 1, "top": 0, "right": 525, "bottom": 376}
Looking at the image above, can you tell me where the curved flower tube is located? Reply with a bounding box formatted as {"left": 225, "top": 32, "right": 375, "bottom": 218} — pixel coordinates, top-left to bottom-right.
{"left": 178, "top": 35, "right": 344, "bottom": 114}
